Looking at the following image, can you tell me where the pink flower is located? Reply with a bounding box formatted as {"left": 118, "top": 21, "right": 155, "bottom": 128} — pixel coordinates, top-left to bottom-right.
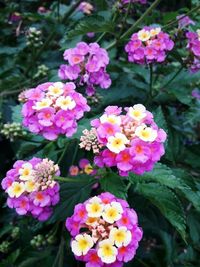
{"left": 58, "top": 42, "right": 111, "bottom": 95}
{"left": 125, "top": 27, "right": 174, "bottom": 64}
{"left": 21, "top": 82, "right": 90, "bottom": 140}
{"left": 69, "top": 165, "right": 79, "bottom": 176}
{"left": 79, "top": 159, "right": 90, "bottom": 169}
{"left": 2, "top": 158, "right": 60, "bottom": 221}
{"left": 38, "top": 107, "right": 55, "bottom": 126}
{"left": 116, "top": 149, "right": 133, "bottom": 171}
{"left": 15, "top": 196, "right": 30, "bottom": 215}
{"left": 74, "top": 203, "right": 87, "bottom": 222}
{"left": 85, "top": 250, "right": 102, "bottom": 267}
{"left": 83, "top": 105, "right": 166, "bottom": 176}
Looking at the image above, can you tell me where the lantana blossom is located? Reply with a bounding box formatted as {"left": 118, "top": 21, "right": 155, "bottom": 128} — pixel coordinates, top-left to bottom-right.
{"left": 80, "top": 104, "right": 167, "bottom": 176}
{"left": 125, "top": 26, "right": 174, "bottom": 64}
{"left": 21, "top": 81, "right": 90, "bottom": 140}
{"left": 1, "top": 158, "right": 60, "bottom": 221}
{"left": 58, "top": 42, "right": 111, "bottom": 95}
{"left": 66, "top": 193, "right": 142, "bottom": 266}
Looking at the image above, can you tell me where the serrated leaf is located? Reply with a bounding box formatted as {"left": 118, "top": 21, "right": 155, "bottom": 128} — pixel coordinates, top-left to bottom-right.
{"left": 129, "top": 163, "right": 184, "bottom": 190}
{"left": 100, "top": 172, "right": 127, "bottom": 199}
{"left": 135, "top": 183, "right": 186, "bottom": 240}
{"left": 67, "top": 15, "right": 115, "bottom": 38}
{"left": 49, "top": 177, "right": 96, "bottom": 223}
{"left": 153, "top": 106, "right": 168, "bottom": 134}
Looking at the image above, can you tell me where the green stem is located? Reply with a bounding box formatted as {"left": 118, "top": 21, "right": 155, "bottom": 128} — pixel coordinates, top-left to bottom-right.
{"left": 145, "top": 64, "right": 153, "bottom": 104}
{"left": 126, "top": 182, "right": 132, "bottom": 191}
{"left": 54, "top": 176, "right": 86, "bottom": 182}
{"left": 163, "top": 5, "right": 200, "bottom": 29}
{"left": 161, "top": 66, "right": 183, "bottom": 89}
{"left": 106, "top": 0, "right": 162, "bottom": 50}
{"left": 120, "top": 0, "right": 162, "bottom": 40}
{"left": 57, "top": 143, "right": 68, "bottom": 165}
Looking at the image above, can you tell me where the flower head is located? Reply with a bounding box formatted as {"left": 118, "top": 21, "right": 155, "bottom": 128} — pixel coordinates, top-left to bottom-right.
{"left": 80, "top": 105, "right": 166, "bottom": 176}
{"left": 1, "top": 158, "right": 60, "bottom": 221}
{"left": 21, "top": 82, "right": 90, "bottom": 140}
{"left": 58, "top": 42, "right": 111, "bottom": 95}
{"left": 66, "top": 193, "right": 142, "bottom": 266}
{"left": 125, "top": 27, "right": 174, "bottom": 64}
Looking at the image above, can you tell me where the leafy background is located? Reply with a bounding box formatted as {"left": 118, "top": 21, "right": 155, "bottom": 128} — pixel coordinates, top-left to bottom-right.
{"left": 0, "top": 0, "right": 200, "bottom": 266}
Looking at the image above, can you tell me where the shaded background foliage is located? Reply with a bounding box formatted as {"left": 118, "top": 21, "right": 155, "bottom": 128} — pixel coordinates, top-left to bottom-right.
{"left": 0, "top": 0, "right": 200, "bottom": 266}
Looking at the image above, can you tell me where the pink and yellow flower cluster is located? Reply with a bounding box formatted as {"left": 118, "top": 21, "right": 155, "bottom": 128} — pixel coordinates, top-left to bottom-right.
{"left": 21, "top": 81, "right": 90, "bottom": 140}
{"left": 82, "top": 104, "right": 166, "bottom": 176}
{"left": 125, "top": 27, "right": 174, "bottom": 64}
{"left": 1, "top": 158, "right": 60, "bottom": 221}
{"left": 66, "top": 193, "right": 142, "bottom": 266}
{"left": 186, "top": 30, "right": 200, "bottom": 73}
{"left": 69, "top": 158, "right": 95, "bottom": 176}
{"left": 58, "top": 42, "right": 111, "bottom": 96}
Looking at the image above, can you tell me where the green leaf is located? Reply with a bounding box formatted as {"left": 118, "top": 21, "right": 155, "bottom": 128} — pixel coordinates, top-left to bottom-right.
{"left": 129, "top": 163, "right": 183, "bottom": 190}
{"left": 11, "top": 105, "right": 23, "bottom": 123}
{"left": 67, "top": 15, "right": 115, "bottom": 38}
{"left": 100, "top": 172, "right": 127, "bottom": 200}
{"left": 49, "top": 177, "right": 96, "bottom": 223}
{"left": 135, "top": 183, "right": 186, "bottom": 240}
{"left": 153, "top": 106, "right": 168, "bottom": 134}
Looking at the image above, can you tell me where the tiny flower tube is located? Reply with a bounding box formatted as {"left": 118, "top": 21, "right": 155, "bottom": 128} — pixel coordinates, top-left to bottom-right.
{"left": 80, "top": 104, "right": 167, "bottom": 176}
{"left": 21, "top": 82, "right": 90, "bottom": 140}
{"left": 66, "top": 193, "right": 142, "bottom": 266}
{"left": 58, "top": 42, "right": 111, "bottom": 96}
{"left": 1, "top": 158, "right": 60, "bottom": 221}
{"left": 125, "top": 26, "right": 174, "bottom": 64}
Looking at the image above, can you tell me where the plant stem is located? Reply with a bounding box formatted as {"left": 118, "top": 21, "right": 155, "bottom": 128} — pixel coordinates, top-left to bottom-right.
{"left": 126, "top": 182, "right": 132, "bottom": 191}
{"left": 145, "top": 64, "right": 153, "bottom": 104}
{"left": 106, "top": 0, "right": 162, "bottom": 50}
{"left": 163, "top": 5, "right": 200, "bottom": 29}
{"left": 57, "top": 142, "right": 68, "bottom": 165}
{"left": 161, "top": 66, "right": 184, "bottom": 89}
{"left": 54, "top": 176, "right": 85, "bottom": 182}
{"left": 120, "top": 0, "right": 162, "bottom": 40}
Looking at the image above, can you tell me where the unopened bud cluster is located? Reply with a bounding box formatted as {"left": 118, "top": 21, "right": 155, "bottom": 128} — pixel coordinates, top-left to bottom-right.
{"left": 26, "top": 27, "right": 43, "bottom": 48}
{"left": 86, "top": 93, "right": 102, "bottom": 106}
{"left": 0, "top": 241, "right": 10, "bottom": 253}
{"left": 1, "top": 122, "right": 27, "bottom": 141}
{"left": 34, "top": 64, "right": 49, "bottom": 79}
{"left": 30, "top": 233, "right": 56, "bottom": 248}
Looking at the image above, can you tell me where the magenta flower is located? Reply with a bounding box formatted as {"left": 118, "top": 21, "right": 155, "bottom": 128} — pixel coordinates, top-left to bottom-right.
{"left": 38, "top": 107, "right": 55, "bottom": 126}
{"left": 66, "top": 193, "right": 142, "bottom": 266}
{"left": 125, "top": 27, "right": 174, "bottom": 64}
{"left": 21, "top": 82, "right": 90, "bottom": 140}
{"left": 1, "top": 158, "right": 60, "bottom": 221}
{"left": 81, "top": 104, "right": 167, "bottom": 176}
{"left": 58, "top": 42, "right": 111, "bottom": 95}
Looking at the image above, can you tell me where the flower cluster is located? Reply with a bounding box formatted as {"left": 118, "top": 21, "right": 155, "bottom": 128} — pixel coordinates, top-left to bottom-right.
{"left": 58, "top": 42, "right": 111, "bottom": 95}
{"left": 1, "top": 122, "right": 27, "bottom": 141}
{"left": 66, "top": 193, "right": 142, "bottom": 266}
{"left": 186, "top": 30, "right": 200, "bottom": 73}
{"left": 21, "top": 82, "right": 90, "bottom": 140}
{"left": 80, "top": 105, "right": 166, "bottom": 176}
{"left": 121, "top": 0, "right": 147, "bottom": 4}
{"left": 1, "top": 158, "right": 60, "bottom": 221}
{"left": 125, "top": 27, "right": 174, "bottom": 64}
{"left": 69, "top": 158, "right": 95, "bottom": 176}
{"left": 33, "top": 64, "right": 49, "bottom": 79}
